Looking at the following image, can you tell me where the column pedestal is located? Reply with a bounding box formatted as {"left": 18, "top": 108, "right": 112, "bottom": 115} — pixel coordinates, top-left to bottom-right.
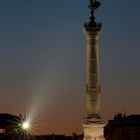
{"left": 83, "top": 119, "right": 105, "bottom": 140}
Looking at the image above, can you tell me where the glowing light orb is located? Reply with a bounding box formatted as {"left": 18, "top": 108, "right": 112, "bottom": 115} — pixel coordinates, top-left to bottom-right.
{"left": 22, "top": 121, "right": 29, "bottom": 129}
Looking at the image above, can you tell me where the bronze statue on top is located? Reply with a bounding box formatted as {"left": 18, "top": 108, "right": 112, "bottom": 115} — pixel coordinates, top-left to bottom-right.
{"left": 85, "top": 0, "right": 101, "bottom": 27}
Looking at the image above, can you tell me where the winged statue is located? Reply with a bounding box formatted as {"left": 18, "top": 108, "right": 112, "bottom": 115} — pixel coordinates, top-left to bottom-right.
{"left": 89, "top": 0, "right": 101, "bottom": 12}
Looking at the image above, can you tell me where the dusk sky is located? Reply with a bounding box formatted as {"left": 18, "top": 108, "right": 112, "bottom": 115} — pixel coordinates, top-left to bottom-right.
{"left": 0, "top": 0, "right": 140, "bottom": 135}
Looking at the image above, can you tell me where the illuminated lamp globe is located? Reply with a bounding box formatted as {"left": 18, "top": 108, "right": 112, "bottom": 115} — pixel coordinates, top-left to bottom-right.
{"left": 22, "top": 121, "right": 29, "bottom": 130}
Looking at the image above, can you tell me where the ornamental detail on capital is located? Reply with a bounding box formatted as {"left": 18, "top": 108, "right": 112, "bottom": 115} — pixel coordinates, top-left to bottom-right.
{"left": 83, "top": 30, "right": 101, "bottom": 40}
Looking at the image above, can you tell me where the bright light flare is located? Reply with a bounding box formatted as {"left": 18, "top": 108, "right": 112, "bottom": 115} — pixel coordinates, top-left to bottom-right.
{"left": 22, "top": 121, "right": 29, "bottom": 130}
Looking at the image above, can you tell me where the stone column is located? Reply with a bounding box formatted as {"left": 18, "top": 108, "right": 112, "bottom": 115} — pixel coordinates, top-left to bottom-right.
{"left": 82, "top": 1, "right": 105, "bottom": 140}
{"left": 83, "top": 24, "right": 105, "bottom": 140}
{"left": 84, "top": 25, "right": 101, "bottom": 120}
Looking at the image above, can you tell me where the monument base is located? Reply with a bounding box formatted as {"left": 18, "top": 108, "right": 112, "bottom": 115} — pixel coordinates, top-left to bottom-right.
{"left": 83, "top": 118, "right": 105, "bottom": 140}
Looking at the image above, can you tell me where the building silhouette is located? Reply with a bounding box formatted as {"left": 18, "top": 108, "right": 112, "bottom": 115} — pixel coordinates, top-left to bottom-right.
{"left": 0, "top": 113, "right": 83, "bottom": 140}
{"left": 0, "top": 113, "right": 29, "bottom": 140}
{"left": 31, "top": 134, "right": 83, "bottom": 140}
{"left": 104, "top": 113, "right": 140, "bottom": 140}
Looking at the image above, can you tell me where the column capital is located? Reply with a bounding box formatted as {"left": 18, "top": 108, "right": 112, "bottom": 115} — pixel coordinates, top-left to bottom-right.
{"left": 83, "top": 25, "right": 101, "bottom": 39}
